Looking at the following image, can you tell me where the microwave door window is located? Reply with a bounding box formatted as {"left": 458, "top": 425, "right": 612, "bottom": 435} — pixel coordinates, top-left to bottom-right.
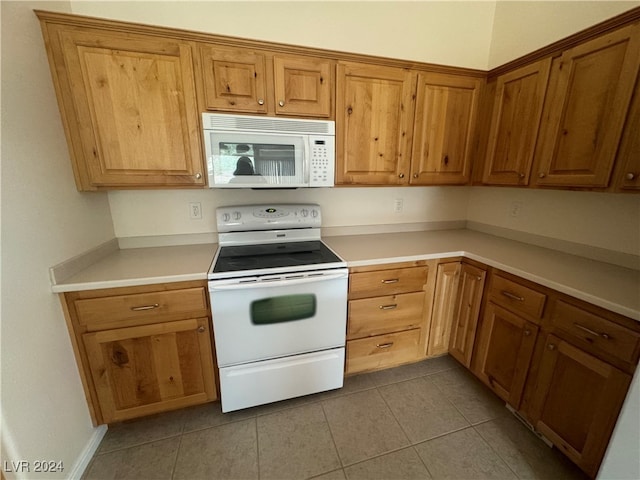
{"left": 208, "top": 133, "right": 306, "bottom": 186}
{"left": 254, "top": 144, "right": 298, "bottom": 184}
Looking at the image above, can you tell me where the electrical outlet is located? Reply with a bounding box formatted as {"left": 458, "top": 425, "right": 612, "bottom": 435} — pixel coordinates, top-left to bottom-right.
{"left": 509, "top": 201, "right": 523, "bottom": 218}
{"left": 189, "top": 202, "right": 202, "bottom": 220}
{"left": 394, "top": 198, "right": 404, "bottom": 213}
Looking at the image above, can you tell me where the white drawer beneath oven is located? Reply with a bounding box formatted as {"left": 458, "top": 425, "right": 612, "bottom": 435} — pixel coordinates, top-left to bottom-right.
{"left": 218, "top": 348, "right": 345, "bottom": 412}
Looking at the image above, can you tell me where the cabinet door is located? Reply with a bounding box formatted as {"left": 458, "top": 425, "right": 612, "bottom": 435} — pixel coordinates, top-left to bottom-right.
{"left": 473, "top": 302, "right": 538, "bottom": 408}
{"left": 199, "top": 45, "right": 268, "bottom": 113}
{"left": 614, "top": 75, "right": 640, "bottom": 191}
{"left": 336, "top": 62, "right": 415, "bottom": 185}
{"left": 448, "top": 264, "right": 486, "bottom": 367}
{"left": 273, "top": 55, "right": 333, "bottom": 117}
{"left": 482, "top": 59, "right": 551, "bottom": 185}
{"left": 53, "top": 26, "right": 204, "bottom": 189}
{"left": 410, "top": 73, "right": 481, "bottom": 185}
{"left": 427, "top": 262, "right": 461, "bottom": 356}
{"left": 529, "top": 335, "right": 631, "bottom": 477}
{"left": 83, "top": 318, "right": 216, "bottom": 423}
{"left": 534, "top": 24, "right": 640, "bottom": 187}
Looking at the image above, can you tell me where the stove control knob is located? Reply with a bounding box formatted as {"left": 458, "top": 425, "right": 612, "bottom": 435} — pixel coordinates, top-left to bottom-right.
{"left": 301, "top": 209, "right": 309, "bottom": 217}
{"left": 222, "top": 213, "right": 231, "bottom": 222}
{"left": 233, "top": 211, "right": 242, "bottom": 220}
{"left": 311, "top": 209, "right": 318, "bottom": 218}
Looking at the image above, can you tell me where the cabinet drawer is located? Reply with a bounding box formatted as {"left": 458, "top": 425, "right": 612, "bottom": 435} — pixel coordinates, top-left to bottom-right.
{"left": 75, "top": 288, "right": 208, "bottom": 330}
{"left": 489, "top": 275, "right": 546, "bottom": 319}
{"left": 349, "top": 267, "right": 428, "bottom": 299}
{"left": 551, "top": 300, "right": 640, "bottom": 364}
{"left": 346, "top": 328, "right": 421, "bottom": 374}
{"left": 348, "top": 292, "right": 425, "bottom": 339}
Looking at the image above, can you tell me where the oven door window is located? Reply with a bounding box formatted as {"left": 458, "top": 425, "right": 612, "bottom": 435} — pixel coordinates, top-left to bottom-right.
{"left": 207, "top": 132, "right": 306, "bottom": 186}
{"left": 251, "top": 294, "right": 316, "bottom": 325}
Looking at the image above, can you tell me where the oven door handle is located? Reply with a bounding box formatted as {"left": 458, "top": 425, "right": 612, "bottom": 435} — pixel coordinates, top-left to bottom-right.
{"left": 210, "top": 272, "right": 348, "bottom": 291}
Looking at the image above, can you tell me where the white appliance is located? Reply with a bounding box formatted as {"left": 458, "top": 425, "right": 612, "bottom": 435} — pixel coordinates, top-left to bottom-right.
{"left": 208, "top": 204, "right": 348, "bottom": 412}
{"left": 202, "top": 113, "right": 335, "bottom": 188}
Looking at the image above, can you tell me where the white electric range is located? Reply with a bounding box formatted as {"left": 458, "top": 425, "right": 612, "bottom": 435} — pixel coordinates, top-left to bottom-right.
{"left": 207, "top": 204, "right": 348, "bottom": 412}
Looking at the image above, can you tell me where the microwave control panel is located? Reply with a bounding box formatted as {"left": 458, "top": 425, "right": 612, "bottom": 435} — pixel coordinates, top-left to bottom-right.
{"left": 309, "top": 136, "right": 335, "bottom": 187}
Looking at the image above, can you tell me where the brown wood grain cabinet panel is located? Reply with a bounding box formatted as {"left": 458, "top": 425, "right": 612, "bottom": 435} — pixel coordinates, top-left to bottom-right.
{"left": 336, "top": 61, "right": 415, "bottom": 185}
{"left": 613, "top": 75, "right": 640, "bottom": 191}
{"left": 528, "top": 335, "right": 631, "bottom": 478}
{"left": 427, "top": 262, "right": 461, "bottom": 356}
{"left": 411, "top": 73, "right": 481, "bottom": 185}
{"left": 273, "top": 55, "right": 333, "bottom": 117}
{"left": 83, "top": 317, "right": 216, "bottom": 423}
{"left": 198, "top": 45, "right": 268, "bottom": 113}
{"left": 46, "top": 24, "right": 204, "bottom": 189}
{"left": 346, "top": 328, "right": 421, "bottom": 374}
{"left": 448, "top": 263, "right": 486, "bottom": 367}
{"left": 473, "top": 302, "right": 539, "bottom": 408}
{"left": 534, "top": 24, "right": 640, "bottom": 187}
{"left": 348, "top": 291, "right": 426, "bottom": 339}
{"left": 482, "top": 59, "right": 551, "bottom": 185}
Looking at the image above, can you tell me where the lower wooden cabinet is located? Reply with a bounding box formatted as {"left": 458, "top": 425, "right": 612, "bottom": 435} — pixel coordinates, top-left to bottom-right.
{"left": 448, "top": 263, "right": 486, "bottom": 367}
{"left": 473, "top": 302, "right": 539, "bottom": 407}
{"left": 345, "top": 261, "right": 434, "bottom": 374}
{"left": 60, "top": 281, "right": 217, "bottom": 425}
{"left": 527, "top": 335, "right": 632, "bottom": 478}
{"left": 83, "top": 317, "right": 216, "bottom": 423}
{"left": 426, "top": 262, "right": 460, "bottom": 356}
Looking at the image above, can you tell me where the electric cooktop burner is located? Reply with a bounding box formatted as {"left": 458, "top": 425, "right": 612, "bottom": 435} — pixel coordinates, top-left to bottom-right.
{"left": 212, "top": 240, "right": 342, "bottom": 274}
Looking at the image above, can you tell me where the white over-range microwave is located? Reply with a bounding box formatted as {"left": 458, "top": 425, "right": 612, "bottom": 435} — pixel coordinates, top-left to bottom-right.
{"left": 202, "top": 113, "right": 335, "bottom": 188}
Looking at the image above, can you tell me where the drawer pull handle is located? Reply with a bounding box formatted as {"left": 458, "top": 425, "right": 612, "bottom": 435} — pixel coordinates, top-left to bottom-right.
{"left": 376, "top": 342, "right": 394, "bottom": 349}
{"left": 574, "top": 323, "right": 611, "bottom": 340}
{"left": 501, "top": 290, "right": 524, "bottom": 302}
{"left": 381, "top": 279, "right": 399, "bottom": 284}
{"left": 130, "top": 303, "right": 160, "bottom": 311}
{"left": 379, "top": 304, "right": 398, "bottom": 310}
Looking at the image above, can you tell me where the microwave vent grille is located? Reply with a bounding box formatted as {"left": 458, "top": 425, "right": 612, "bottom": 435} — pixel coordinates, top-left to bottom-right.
{"left": 204, "top": 114, "right": 334, "bottom": 135}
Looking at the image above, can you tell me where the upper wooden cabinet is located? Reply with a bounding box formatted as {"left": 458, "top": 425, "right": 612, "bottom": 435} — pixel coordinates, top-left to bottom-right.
{"left": 482, "top": 59, "right": 551, "bottom": 185}
{"left": 38, "top": 20, "right": 205, "bottom": 191}
{"left": 197, "top": 45, "right": 333, "bottom": 118}
{"left": 533, "top": 24, "right": 640, "bottom": 188}
{"left": 336, "top": 62, "right": 416, "bottom": 185}
{"left": 613, "top": 75, "right": 640, "bottom": 191}
{"left": 410, "top": 73, "right": 482, "bottom": 185}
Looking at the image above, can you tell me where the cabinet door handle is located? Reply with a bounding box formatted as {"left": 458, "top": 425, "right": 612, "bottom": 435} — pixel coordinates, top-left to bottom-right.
{"left": 381, "top": 279, "right": 399, "bottom": 284}
{"left": 398, "top": 173, "right": 405, "bottom": 179}
{"left": 197, "top": 326, "right": 206, "bottom": 333}
{"left": 379, "top": 304, "right": 398, "bottom": 310}
{"left": 573, "top": 323, "right": 611, "bottom": 340}
{"left": 376, "top": 342, "right": 394, "bottom": 349}
{"left": 523, "top": 329, "right": 531, "bottom": 336}
{"left": 278, "top": 100, "right": 285, "bottom": 107}
{"left": 258, "top": 99, "right": 265, "bottom": 105}
{"left": 547, "top": 343, "right": 556, "bottom": 351}
{"left": 501, "top": 290, "right": 524, "bottom": 302}
{"left": 130, "top": 303, "right": 160, "bottom": 311}
{"left": 625, "top": 172, "right": 636, "bottom": 181}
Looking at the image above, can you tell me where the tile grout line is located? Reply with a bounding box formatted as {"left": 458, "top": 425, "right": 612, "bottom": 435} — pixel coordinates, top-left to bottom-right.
{"left": 318, "top": 399, "right": 346, "bottom": 471}
{"left": 169, "top": 432, "right": 184, "bottom": 480}
{"left": 255, "top": 416, "right": 261, "bottom": 480}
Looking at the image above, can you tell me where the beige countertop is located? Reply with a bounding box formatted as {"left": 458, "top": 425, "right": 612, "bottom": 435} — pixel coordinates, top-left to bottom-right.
{"left": 51, "top": 243, "right": 217, "bottom": 293}
{"left": 324, "top": 229, "right": 640, "bottom": 321}
{"left": 51, "top": 230, "right": 640, "bottom": 321}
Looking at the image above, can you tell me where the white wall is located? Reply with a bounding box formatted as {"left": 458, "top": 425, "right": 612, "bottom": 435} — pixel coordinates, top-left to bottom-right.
{"left": 0, "top": 1, "right": 115, "bottom": 478}
{"left": 70, "top": 1, "right": 496, "bottom": 69}
{"left": 489, "top": 1, "right": 640, "bottom": 68}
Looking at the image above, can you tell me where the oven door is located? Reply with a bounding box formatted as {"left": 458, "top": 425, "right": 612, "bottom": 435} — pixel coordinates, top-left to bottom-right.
{"left": 208, "top": 269, "right": 348, "bottom": 367}
{"left": 205, "top": 131, "right": 308, "bottom": 188}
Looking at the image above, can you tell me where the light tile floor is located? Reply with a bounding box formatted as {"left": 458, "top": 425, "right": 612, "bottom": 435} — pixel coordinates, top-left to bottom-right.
{"left": 84, "top": 355, "right": 588, "bottom": 480}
